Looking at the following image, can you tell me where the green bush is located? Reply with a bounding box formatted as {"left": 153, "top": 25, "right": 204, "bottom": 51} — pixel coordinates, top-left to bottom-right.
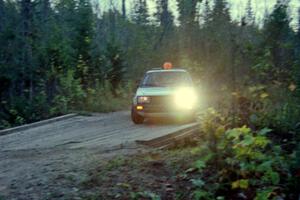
{"left": 192, "top": 125, "right": 295, "bottom": 199}
{"left": 208, "top": 83, "right": 300, "bottom": 134}
{"left": 51, "top": 69, "right": 85, "bottom": 114}
{"left": 250, "top": 86, "right": 300, "bottom": 133}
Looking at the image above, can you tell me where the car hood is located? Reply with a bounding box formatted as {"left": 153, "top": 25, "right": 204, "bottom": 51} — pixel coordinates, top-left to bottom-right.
{"left": 136, "top": 87, "right": 176, "bottom": 96}
{"left": 136, "top": 87, "right": 194, "bottom": 96}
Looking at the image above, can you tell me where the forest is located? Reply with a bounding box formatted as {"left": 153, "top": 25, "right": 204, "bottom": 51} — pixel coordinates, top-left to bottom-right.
{"left": 0, "top": 0, "right": 300, "bottom": 198}
{"left": 0, "top": 0, "right": 299, "bottom": 129}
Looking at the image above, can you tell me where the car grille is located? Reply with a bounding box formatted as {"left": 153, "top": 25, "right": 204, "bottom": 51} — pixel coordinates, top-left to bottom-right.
{"left": 143, "top": 95, "right": 174, "bottom": 112}
{"left": 149, "top": 96, "right": 173, "bottom": 105}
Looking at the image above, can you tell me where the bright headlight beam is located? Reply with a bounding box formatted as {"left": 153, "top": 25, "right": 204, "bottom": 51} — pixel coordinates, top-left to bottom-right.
{"left": 174, "top": 88, "right": 197, "bottom": 109}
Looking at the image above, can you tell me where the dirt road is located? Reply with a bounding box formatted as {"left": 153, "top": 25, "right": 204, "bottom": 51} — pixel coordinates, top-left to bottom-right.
{"left": 0, "top": 111, "right": 198, "bottom": 199}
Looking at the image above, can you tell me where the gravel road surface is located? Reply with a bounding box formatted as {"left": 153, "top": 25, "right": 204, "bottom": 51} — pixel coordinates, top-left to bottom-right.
{"left": 0, "top": 111, "right": 197, "bottom": 199}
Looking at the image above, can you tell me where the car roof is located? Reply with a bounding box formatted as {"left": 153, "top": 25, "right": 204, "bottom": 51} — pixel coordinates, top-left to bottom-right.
{"left": 146, "top": 69, "right": 187, "bottom": 73}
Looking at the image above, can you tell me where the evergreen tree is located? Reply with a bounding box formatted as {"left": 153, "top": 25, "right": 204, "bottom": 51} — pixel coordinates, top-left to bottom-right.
{"left": 209, "top": 0, "right": 231, "bottom": 27}
{"left": 122, "top": 0, "right": 126, "bottom": 19}
{"left": 0, "top": 0, "right": 4, "bottom": 32}
{"left": 155, "top": 0, "right": 174, "bottom": 28}
{"left": 104, "top": 42, "right": 126, "bottom": 97}
{"left": 207, "top": 0, "right": 232, "bottom": 43}
{"left": 177, "top": 0, "right": 199, "bottom": 28}
{"left": 89, "top": 17, "right": 105, "bottom": 86}
{"left": 203, "top": 0, "right": 232, "bottom": 83}
{"left": 294, "top": 8, "right": 300, "bottom": 96}
{"left": 132, "top": 0, "right": 150, "bottom": 26}
{"left": 153, "top": 0, "right": 174, "bottom": 50}
{"left": 295, "top": 8, "right": 300, "bottom": 59}
{"left": 34, "top": 0, "right": 53, "bottom": 75}
{"left": 176, "top": 0, "right": 199, "bottom": 56}
{"left": 203, "top": 0, "right": 211, "bottom": 25}
{"left": 245, "top": 0, "right": 255, "bottom": 25}
{"left": 19, "top": 0, "right": 35, "bottom": 100}
{"left": 54, "top": 0, "right": 78, "bottom": 70}
{"left": 0, "top": 0, "right": 20, "bottom": 92}
{"left": 263, "top": 1, "right": 294, "bottom": 70}
{"left": 74, "top": 0, "right": 94, "bottom": 87}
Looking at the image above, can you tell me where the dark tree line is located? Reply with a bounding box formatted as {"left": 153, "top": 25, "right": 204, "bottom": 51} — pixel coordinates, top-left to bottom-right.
{"left": 0, "top": 0, "right": 299, "bottom": 129}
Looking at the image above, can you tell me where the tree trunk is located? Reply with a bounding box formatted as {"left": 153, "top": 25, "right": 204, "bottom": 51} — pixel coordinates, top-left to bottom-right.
{"left": 122, "top": 0, "right": 126, "bottom": 19}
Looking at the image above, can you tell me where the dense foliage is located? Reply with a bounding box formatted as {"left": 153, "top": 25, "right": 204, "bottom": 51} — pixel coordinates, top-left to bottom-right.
{"left": 190, "top": 109, "right": 298, "bottom": 199}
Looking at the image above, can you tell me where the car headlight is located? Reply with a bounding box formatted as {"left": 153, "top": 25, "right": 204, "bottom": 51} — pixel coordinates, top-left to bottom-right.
{"left": 137, "top": 96, "right": 150, "bottom": 104}
{"left": 174, "top": 88, "right": 197, "bottom": 109}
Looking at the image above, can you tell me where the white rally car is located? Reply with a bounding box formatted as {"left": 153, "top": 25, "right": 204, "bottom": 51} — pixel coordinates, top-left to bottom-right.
{"left": 131, "top": 64, "right": 198, "bottom": 124}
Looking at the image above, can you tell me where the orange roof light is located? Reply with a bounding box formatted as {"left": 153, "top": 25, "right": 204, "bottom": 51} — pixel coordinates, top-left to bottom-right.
{"left": 163, "top": 62, "right": 173, "bottom": 70}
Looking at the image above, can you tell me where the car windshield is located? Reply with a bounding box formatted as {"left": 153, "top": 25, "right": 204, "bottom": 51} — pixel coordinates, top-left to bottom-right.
{"left": 141, "top": 71, "right": 193, "bottom": 87}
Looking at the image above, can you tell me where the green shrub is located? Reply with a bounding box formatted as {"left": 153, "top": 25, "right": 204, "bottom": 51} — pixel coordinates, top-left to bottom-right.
{"left": 193, "top": 119, "right": 295, "bottom": 199}
{"left": 210, "top": 83, "right": 300, "bottom": 134}
{"left": 252, "top": 87, "right": 300, "bottom": 133}
{"left": 52, "top": 69, "right": 85, "bottom": 114}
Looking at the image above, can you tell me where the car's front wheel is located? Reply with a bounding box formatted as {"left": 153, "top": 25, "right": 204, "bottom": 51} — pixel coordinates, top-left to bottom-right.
{"left": 131, "top": 107, "right": 144, "bottom": 124}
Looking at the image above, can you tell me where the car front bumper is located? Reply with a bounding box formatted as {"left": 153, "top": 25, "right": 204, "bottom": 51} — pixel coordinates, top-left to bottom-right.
{"left": 137, "top": 110, "right": 196, "bottom": 118}
{"left": 134, "top": 104, "right": 196, "bottom": 119}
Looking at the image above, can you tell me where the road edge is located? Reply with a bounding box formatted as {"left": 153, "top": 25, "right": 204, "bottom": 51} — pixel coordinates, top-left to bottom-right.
{"left": 0, "top": 113, "right": 78, "bottom": 136}
{"left": 135, "top": 123, "right": 199, "bottom": 148}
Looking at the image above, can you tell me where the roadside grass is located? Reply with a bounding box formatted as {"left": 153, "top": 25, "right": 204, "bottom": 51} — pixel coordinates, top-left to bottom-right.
{"left": 105, "top": 156, "right": 127, "bottom": 171}
{"left": 72, "top": 111, "right": 94, "bottom": 116}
